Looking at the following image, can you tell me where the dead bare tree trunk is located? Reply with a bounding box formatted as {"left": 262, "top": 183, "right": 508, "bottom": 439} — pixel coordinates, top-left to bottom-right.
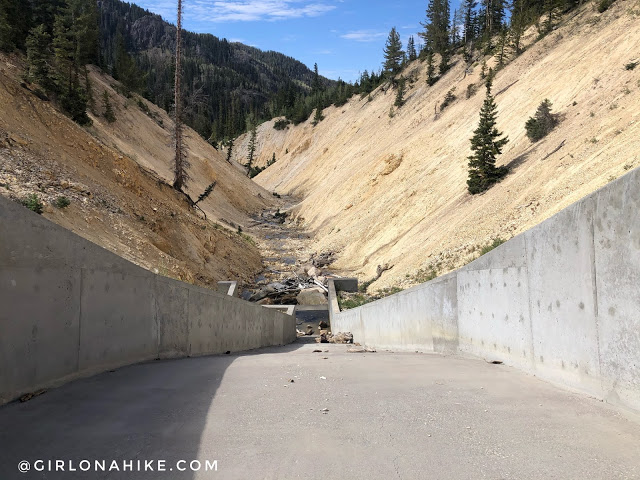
{"left": 173, "top": 0, "right": 189, "bottom": 191}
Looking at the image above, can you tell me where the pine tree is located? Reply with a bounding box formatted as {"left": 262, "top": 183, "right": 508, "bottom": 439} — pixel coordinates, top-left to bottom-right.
{"left": 463, "top": 0, "right": 478, "bottom": 60}
{"left": 311, "top": 62, "right": 321, "bottom": 94}
{"left": 467, "top": 77, "right": 509, "bottom": 194}
{"left": 525, "top": 99, "right": 557, "bottom": 141}
{"left": 312, "top": 105, "right": 324, "bottom": 126}
{"left": 246, "top": 121, "right": 257, "bottom": 176}
{"left": 426, "top": 50, "right": 437, "bottom": 86}
{"left": 407, "top": 36, "right": 417, "bottom": 61}
{"left": 225, "top": 138, "right": 234, "bottom": 163}
{"left": 0, "top": 0, "right": 14, "bottom": 51}
{"left": 509, "top": 0, "right": 527, "bottom": 55}
{"left": 419, "top": 0, "right": 450, "bottom": 57}
{"left": 102, "top": 90, "right": 116, "bottom": 123}
{"left": 394, "top": 77, "right": 406, "bottom": 107}
{"left": 26, "top": 25, "right": 52, "bottom": 87}
{"left": 383, "top": 27, "right": 404, "bottom": 78}
{"left": 267, "top": 153, "right": 276, "bottom": 167}
{"left": 195, "top": 182, "right": 216, "bottom": 205}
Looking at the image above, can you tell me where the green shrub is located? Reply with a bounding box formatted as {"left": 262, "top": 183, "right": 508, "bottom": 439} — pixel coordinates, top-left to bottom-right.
{"left": 440, "top": 88, "right": 457, "bottom": 111}
{"left": 597, "top": 0, "right": 615, "bottom": 13}
{"left": 466, "top": 84, "right": 478, "bottom": 99}
{"left": 22, "top": 193, "right": 44, "bottom": 214}
{"left": 273, "top": 119, "right": 290, "bottom": 130}
{"left": 525, "top": 99, "right": 558, "bottom": 142}
{"left": 54, "top": 196, "right": 71, "bottom": 209}
{"left": 248, "top": 165, "right": 265, "bottom": 178}
{"left": 480, "top": 237, "right": 506, "bottom": 256}
{"left": 625, "top": 61, "right": 638, "bottom": 71}
{"left": 338, "top": 293, "right": 372, "bottom": 310}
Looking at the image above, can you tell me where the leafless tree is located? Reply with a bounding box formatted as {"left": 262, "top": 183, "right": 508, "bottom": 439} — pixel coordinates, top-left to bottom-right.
{"left": 173, "top": 0, "right": 190, "bottom": 191}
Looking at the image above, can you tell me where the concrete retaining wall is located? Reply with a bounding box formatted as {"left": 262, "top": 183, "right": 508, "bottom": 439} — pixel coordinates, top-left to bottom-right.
{"left": 330, "top": 168, "right": 640, "bottom": 413}
{"left": 0, "top": 196, "right": 296, "bottom": 405}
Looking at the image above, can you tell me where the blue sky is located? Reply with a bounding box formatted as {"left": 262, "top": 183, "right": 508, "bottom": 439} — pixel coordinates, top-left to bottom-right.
{"left": 131, "top": 0, "right": 460, "bottom": 82}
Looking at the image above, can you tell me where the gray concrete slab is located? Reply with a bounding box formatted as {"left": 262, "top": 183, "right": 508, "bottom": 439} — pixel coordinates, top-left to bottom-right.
{"left": 1, "top": 341, "right": 639, "bottom": 480}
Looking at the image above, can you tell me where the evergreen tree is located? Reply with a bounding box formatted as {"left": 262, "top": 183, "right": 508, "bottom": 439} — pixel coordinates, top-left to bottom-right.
{"left": 246, "top": 121, "right": 257, "bottom": 176}
{"left": 102, "top": 90, "right": 116, "bottom": 122}
{"left": 312, "top": 104, "right": 324, "bottom": 126}
{"left": 225, "top": 138, "right": 234, "bottom": 163}
{"left": 383, "top": 27, "right": 404, "bottom": 78}
{"left": 509, "top": 0, "right": 527, "bottom": 55}
{"left": 394, "top": 77, "right": 406, "bottom": 107}
{"left": 0, "top": 0, "right": 31, "bottom": 52}
{"left": 0, "top": 0, "right": 14, "bottom": 51}
{"left": 26, "top": 25, "right": 52, "bottom": 88}
{"left": 114, "top": 33, "right": 145, "bottom": 94}
{"left": 467, "top": 77, "right": 509, "bottom": 194}
{"left": 419, "top": 0, "right": 450, "bottom": 57}
{"left": 267, "top": 153, "right": 276, "bottom": 167}
{"left": 463, "top": 0, "right": 478, "bottom": 44}
{"left": 407, "top": 36, "right": 417, "bottom": 61}
{"left": 426, "top": 50, "right": 437, "bottom": 86}
{"left": 496, "top": 27, "right": 508, "bottom": 66}
{"left": 311, "top": 62, "right": 321, "bottom": 94}
{"left": 525, "top": 99, "right": 557, "bottom": 141}
{"left": 52, "top": 5, "right": 90, "bottom": 124}
{"left": 480, "top": 0, "right": 506, "bottom": 50}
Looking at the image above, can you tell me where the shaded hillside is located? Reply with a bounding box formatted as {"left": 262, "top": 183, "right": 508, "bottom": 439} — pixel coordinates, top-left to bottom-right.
{"left": 98, "top": 0, "right": 334, "bottom": 141}
{"left": 234, "top": 1, "right": 640, "bottom": 290}
{"left": 0, "top": 52, "right": 276, "bottom": 287}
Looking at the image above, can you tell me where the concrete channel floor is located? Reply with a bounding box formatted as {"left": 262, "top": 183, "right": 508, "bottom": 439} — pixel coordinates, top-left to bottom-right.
{"left": 1, "top": 340, "right": 639, "bottom": 480}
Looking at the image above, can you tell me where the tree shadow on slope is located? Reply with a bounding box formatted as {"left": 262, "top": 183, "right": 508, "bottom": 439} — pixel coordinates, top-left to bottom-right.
{"left": 0, "top": 341, "right": 309, "bottom": 480}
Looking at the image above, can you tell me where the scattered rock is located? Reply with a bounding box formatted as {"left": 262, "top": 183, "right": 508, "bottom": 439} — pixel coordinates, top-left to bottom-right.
{"left": 288, "top": 379, "right": 295, "bottom": 383}
{"left": 19, "top": 389, "right": 47, "bottom": 403}
{"left": 312, "top": 349, "right": 323, "bottom": 353}
{"left": 347, "top": 346, "right": 376, "bottom": 353}
{"left": 329, "top": 332, "right": 354, "bottom": 344}
{"left": 320, "top": 376, "right": 327, "bottom": 380}
{"left": 316, "top": 332, "right": 329, "bottom": 343}
{"left": 321, "top": 408, "right": 329, "bottom": 414}
{"left": 318, "top": 320, "right": 329, "bottom": 329}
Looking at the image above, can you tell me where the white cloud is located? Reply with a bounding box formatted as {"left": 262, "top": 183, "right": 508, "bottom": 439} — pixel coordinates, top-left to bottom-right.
{"left": 340, "top": 30, "right": 386, "bottom": 42}
{"left": 185, "top": 0, "right": 337, "bottom": 22}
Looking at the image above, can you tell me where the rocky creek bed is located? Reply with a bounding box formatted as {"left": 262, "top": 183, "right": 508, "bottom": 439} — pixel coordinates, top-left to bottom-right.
{"left": 242, "top": 195, "right": 339, "bottom": 308}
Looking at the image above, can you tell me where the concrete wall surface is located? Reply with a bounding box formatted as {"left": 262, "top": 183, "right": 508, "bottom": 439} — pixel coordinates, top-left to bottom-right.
{"left": 0, "top": 196, "right": 296, "bottom": 404}
{"left": 330, "top": 168, "right": 640, "bottom": 413}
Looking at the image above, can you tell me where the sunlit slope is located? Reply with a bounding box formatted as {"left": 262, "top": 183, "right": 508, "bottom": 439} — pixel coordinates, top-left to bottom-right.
{"left": 235, "top": 1, "right": 640, "bottom": 289}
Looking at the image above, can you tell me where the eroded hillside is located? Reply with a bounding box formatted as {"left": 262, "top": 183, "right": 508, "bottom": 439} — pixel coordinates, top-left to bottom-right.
{"left": 0, "top": 54, "right": 276, "bottom": 287}
{"left": 233, "top": 1, "right": 640, "bottom": 290}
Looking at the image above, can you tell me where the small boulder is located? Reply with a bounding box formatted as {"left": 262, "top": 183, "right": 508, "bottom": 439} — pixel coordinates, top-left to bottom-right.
{"left": 296, "top": 287, "right": 328, "bottom": 306}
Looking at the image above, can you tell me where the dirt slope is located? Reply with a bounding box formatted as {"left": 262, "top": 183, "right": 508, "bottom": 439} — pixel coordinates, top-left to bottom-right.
{"left": 233, "top": 1, "right": 640, "bottom": 290}
{"left": 0, "top": 55, "right": 275, "bottom": 288}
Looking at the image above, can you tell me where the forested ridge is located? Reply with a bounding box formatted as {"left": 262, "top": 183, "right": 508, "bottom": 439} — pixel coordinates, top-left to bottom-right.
{"left": 0, "top": 0, "right": 336, "bottom": 142}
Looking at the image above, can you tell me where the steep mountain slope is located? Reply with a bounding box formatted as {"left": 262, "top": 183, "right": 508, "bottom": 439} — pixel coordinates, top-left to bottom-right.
{"left": 0, "top": 53, "right": 275, "bottom": 287}
{"left": 234, "top": 1, "right": 640, "bottom": 290}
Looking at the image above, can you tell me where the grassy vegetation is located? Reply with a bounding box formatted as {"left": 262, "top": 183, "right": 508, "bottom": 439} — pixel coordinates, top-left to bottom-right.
{"left": 54, "top": 196, "right": 71, "bottom": 209}
{"left": 22, "top": 193, "right": 43, "bottom": 214}
{"left": 338, "top": 292, "right": 373, "bottom": 310}
{"left": 479, "top": 237, "right": 506, "bottom": 256}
